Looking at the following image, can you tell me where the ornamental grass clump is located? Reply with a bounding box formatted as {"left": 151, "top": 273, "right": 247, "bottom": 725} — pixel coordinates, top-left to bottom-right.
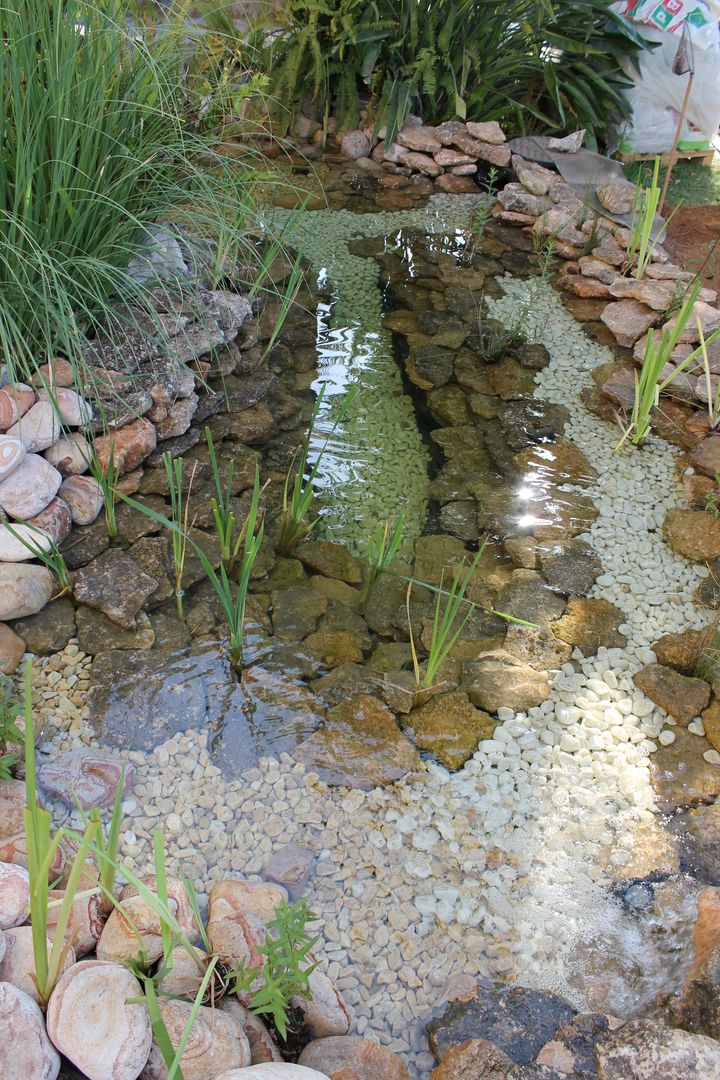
{"left": 0, "top": 0, "right": 290, "bottom": 386}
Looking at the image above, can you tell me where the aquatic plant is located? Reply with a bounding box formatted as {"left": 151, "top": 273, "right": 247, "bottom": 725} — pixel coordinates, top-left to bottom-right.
{"left": 22, "top": 662, "right": 102, "bottom": 1006}
{"left": 229, "top": 899, "right": 318, "bottom": 1041}
{"left": 625, "top": 158, "right": 677, "bottom": 280}
{"left": 360, "top": 515, "right": 405, "bottom": 611}
{"left": 164, "top": 453, "right": 196, "bottom": 618}
{"left": 617, "top": 280, "right": 720, "bottom": 447}
{"left": 276, "top": 385, "right": 358, "bottom": 557}
{"left": 87, "top": 444, "right": 120, "bottom": 541}
{"left": 206, "top": 428, "right": 251, "bottom": 573}
{"left": 253, "top": 0, "right": 646, "bottom": 145}
{"left": 407, "top": 549, "right": 483, "bottom": 693}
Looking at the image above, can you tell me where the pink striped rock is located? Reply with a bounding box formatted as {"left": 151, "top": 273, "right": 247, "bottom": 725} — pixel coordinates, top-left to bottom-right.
{"left": 94, "top": 418, "right": 156, "bottom": 476}
{"left": 292, "top": 966, "right": 351, "bottom": 1038}
{"left": 47, "top": 886, "right": 107, "bottom": 958}
{"left": 7, "top": 401, "right": 60, "bottom": 452}
{"left": 140, "top": 1000, "right": 250, "bottom": 1079}
{"left": 32, "top": 357, "right": 76, "bottom": 387}
{"left": 0, "top": 925, "right": 75, "bottom": 1001}
{"left": 27, "top": 497, "right": 73, "bottom": 545}
{"left": 0, "top": 983, "right": 60, "bottom": 1080}
{"left": 38, "top": 387, "right": 92, "bottom": 427}
{"left": 215, "top": 1066, "right": 328, "bottom": 1078}
{"left": 38, "top": 747, "right": 133, "bottom": 809}
{"left": 0, "top": 523, "right": 52, "bottom": 562}
{"left": 0, "top": 386, "right": 35, "bottom": 431}
{"left": 44, "top": 432, "right": 90, "bottom": 475}
{"left": 59, "top": 475, "right": 104, "bottom": 525}
{"left": 46, "top": 960, "right": 152, "bottom": 1080}
{"left": 0, "top": 455, "right": 61, "bottom": 519}
{"left": 0, "top": 436, "right": 24, "bottom": 481}
{"left": 0, "top": 564, "right": 55, "bottom": 621}
{"left": 0, "top": 863, "right": 30, "bottom": 929}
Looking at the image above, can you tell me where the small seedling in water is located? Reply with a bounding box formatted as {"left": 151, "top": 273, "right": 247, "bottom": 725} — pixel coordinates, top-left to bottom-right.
{"left": 360, "top": 515, "right": 405, "bottom": 611}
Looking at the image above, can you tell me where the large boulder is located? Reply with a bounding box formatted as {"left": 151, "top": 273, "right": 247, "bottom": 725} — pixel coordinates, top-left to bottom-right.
{"left": 140, "top": 999, "right": 250, "bottom": 1078}
{"left": 0, "top": 982, "right": 60, "bottom": 1080}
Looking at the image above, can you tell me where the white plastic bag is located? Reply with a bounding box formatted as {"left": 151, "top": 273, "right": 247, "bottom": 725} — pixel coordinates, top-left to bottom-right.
{"left": 611, "top": 0, "right": 720, "bottom": 151}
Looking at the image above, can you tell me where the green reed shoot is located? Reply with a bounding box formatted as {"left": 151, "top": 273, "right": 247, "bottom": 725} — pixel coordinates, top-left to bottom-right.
{"left": 205, "top": 427, "right": 251, "bottom": 573}
{"left": 407, "top": 549, "right": 483, "bottom": 692}
{"left": 626, "top": 158, "right": 676, "bottom": 280}
{"left": 697, "top": 317, "right": 720, "bottom": 429}
{"left": 360, "top": 515, "right": 405, "bottom": 611}
{"left": 617, "top": 280, "right": 720, "bottom": 447}
{"left": 22, "top": 661, "right": 99, "bottom": 1005}
{"left": 276, "top": 384, "right": 358, "bottom": 557}
{"left": 0, "top": 673, "right": 23, "bottom": 781}
{"left": 87, "top": 444, "right": 120, "bottom": 540}
{"left": 3, "top": 522, "right": 72, "bottom": 596}
{"left": 164, "top": 454, "right": 196, "bottom": 618}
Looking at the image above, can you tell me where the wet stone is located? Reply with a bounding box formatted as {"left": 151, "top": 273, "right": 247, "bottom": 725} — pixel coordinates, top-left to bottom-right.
{"left": 261, "top": 844, "right": 315, "bottom": 902}
{"left": 410, "top": 345, "right": 456, "bottom": 388}
{"left": 303, "top": 628, "right": 365, "bottom": 669}
{"left": 634, "top": 663, "right": 711, "bottom": 726}
{"left": 537, "top": 540, "right": 602, "bottom": 596}
{"left": 673, "top": 801, "right": 720, "bottom": 885}
{"left": 595, "top": 1019, "right": 720, "bottom": 1079}
{"left": 89, "top": 645, "right": 323, "bottom": 773}
{"left": 293, "top": 693, "right": 421, "bottom": 789}
{"left": 311, "top": 662, "right": 382, "bottom": 707}
{"left": 404, "top": 691, "right": 496, "bottom": 770}
{"left": 551, "top": 598, "right": 627, "bottom": 656}
{"left": 296, "top": 540, "right": 362, "bottom": 584}
{"left": 464, "top": 651, "right": 551, "bottom": 713}
{"left": 495, "top": 570, "right": 567, "bottom": 626}
{"left": 38, "top": 748, "right": 134, "bottom": 809}
{"left": 271, "top": 586, "right": 327, "bottom": 640}
{"left": 73, "top": 549, "right": 159, "bottom": 629}
{"left": 439, "top": 501, "right": 479, "bottom": 542}
{"left": 9, "top": 596, "right": 76, "bottom": 655}
{"left": 427, "top": 985, "right": 577, "bottom": 1066}
{"left": 76, "top": 606, "right": 155, "bottom": 654}
{"left": 537, "top": 1013, "right": 624, "bottom": 1074}
{"left": 503, "top": 624, "right": 572, "bottom": 671}
{"left": 650, "top": 728, "right": 720, "bottom": 813}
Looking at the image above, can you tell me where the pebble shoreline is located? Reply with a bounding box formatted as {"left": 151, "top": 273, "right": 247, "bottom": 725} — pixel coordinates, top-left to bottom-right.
{"left": 25, "top": 207, "right": 715, "bottom": 1078}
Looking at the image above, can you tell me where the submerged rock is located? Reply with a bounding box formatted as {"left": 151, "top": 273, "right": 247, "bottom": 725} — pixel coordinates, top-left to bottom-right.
{"left": 464, "top": 652, "right": 550, "bottom": 713}
{"left": 38, "top": 747, "right": 134, "bottom": 809}
{"left": 595, "top": 1018, "right": 720, "bottom": 1078}
{"left": 293, "top": 693, "right": 421, "bottom": 788}
{"left": 73, "top": 549, "right": 159, "bottom": 628}
{"left": 551, "top": 598, "right": 627, "bottom": 656}
{"left": 537, "top": 1012, "right": 624, "bottom": 1073}
{"left": 427, "top": 984, "right": 576, "bottom": 1065}
{"left": 404, "top": 691, "right": 496, "bottom": 769}
{"left": 296, "top": 540, "right": 362, "bottom": 585}
{"left": 650, "top": 728, "right": 720, "bottom": 812}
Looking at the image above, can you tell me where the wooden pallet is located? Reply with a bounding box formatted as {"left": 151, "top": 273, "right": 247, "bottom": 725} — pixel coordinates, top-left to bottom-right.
{"left": 617, "top": 147, "right": 716, "bottom": 168}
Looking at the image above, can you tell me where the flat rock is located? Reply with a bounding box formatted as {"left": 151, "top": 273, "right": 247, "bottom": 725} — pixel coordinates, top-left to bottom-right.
{"left": 600, "top": 300, "right": 657, "bottom": 348}
{"left": 663, "top": 509, "right": 720, "bottom": 562}
{"left": 299, "top": 1035, "right": 411, "bottom": 1079}
{"left": 650, "top": 728, "right": 720, "bottom": 812}
{"left": 296, "top": 541, "right": 362, "bottom": 584}
{"left": 690, "top": 437, "right": 720, "bottom": 478}
{"left": 427, "top": 985, "right": 576, "bottom": 1066}
{"left": 0, "top": 454, "right": 62, "bottom": 519}
{"left": 551, "top": 598, "right": 627, "bottom": 655}
{"left": 429, "top": 1038, "right": 514, "bottom": 1079}
{"left": 464, "top": 652, "right": 551, "bottom": 713}
{"left": 94, "top": 418, "right": 156, "bottom": 476}
{"left": 467, "top": 121, "right": 506, "bottom": 144}
{"left": 595, "top": 1018, "right": 720, "bottom": 1079}
{"left": 503, "top": 624, "right": 572, "bottom": 671}
{"left": 0, "top": 564, "right": 55, "bottom": 621}
{"left": 293, "top": 693, "right": 420, "bottom": 789}
{"left": 537, "top": 540, "right": 602, "bottom": 596}
{"left": 634, "top": 663, "right": 710, "bottom": 725}
{"left": 512, "top": 156, "right": 556, "bottom": 197}
{"left": 76, "top": 605, "right": 154, "bottom": 654}
{"left": 73, "top": 549, "right": 159, "bottom": 629}
{"left": 495, "top": 570, "right": 567, "bottom": 626}
{"left": 537, "top": 1013, "right": 624, "bottom": 1074}
{"left": 398, "top": 125, "right": 442, "bottom": 154}
{"left": 402, "top": 151, "right": 443, "bottom": 177}
{"left": 498, "top": 184, "right": 552, "bottom": 217}
{"left": 9, "top": 596, "right": 76, "bottom": 654}
{"left": 304, "top": 628, "right": 365, "bottom": 668}
{"left": 653, "top": 629, "right": 705, "bottom": 672}
{"left": 675, "top": 800, "right": 720, "bottom": 884}
{"left": 89, "top": 645, "right": 323, "bottom": 774}
{"left": 272, "top": 585, "right": 327, "bottom": 640}
{"left": 404, "top": 691, "right": 496, "bottom": 770}
{"left": 261, "top": 844, "right": 315, "bottom": 901}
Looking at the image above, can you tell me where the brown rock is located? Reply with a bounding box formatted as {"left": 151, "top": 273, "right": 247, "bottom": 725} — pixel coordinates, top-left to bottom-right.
{"left": 634, "top": 663, "right": 710, "bottom": 725}
{"left": 304, "top": 628, "right": 365, "bottom": 668}
{"left": 666, "top": 301, "right": 720, "bottom": 344}
{"left": 73, "top": 548, "right": 159, "bottom": 628}
{"left": 293, "top": 693, "right": 421, "bottom": 788}
{"left": 44, "top": 432, "right": 91, "bottom": 476}
{"left": 690, "top": 436, "right": 720, "bottom": 478}
{"left": 537, "top": 1012, "right": 624, "bottom": 1074}
{"left": 498, "top": 183, "right": 552, "bottom": 217}
{"left": 465, "top": 651, "right": 551, "bottom": 713}
{"left": 435, "top": 174, "right": 478, "bottom": 193}
{"left": 466, "top": 121, "right": 506, "bottom": 144}
{"left": 435, "top": 148, "right": 475, "bottom": 167}
{"left": 38, "top": 746, "right": 134, "bottom": 808}
{"left": 397, "top": 125, "right": 442, "bottom": 154}
{"left": 650, "top": 728, "right": 720, "bottom": 812}
{"left": 299, "top": 1035, "right": 411, "bottom": 1078}
{"left": 595, "top": 1018, "right": 720, "bottom": 1078}
{"left": 663, "top": 509, "right": 720, "bottom": 562}
{"left": 578, "top": 255, "right": 617, "bottom": 284}
{"left": 32, "top": 357, "right": 75, "bottom": 387}
{"left": 0, "top": 924, "right": 74, "bottom": 1001}
{"left": 27, "top": 497, "right": 73, "bottom": 545}
{"left": 601, "top": 299, "right": 658, "bottom": 347}
{"left": 296, "top": 540, "right": 362, "bottom": 584}
{"left": 402, "top": 151, "right": 443, "bottom": 177}
{"left": 551, "top": 598, "right": 627, "bottom": 655}
{"left": 207, "top": 880, "right": 285, "bottom": 970}
{"left": 674, "top": 887, "right": 720, "bottom": 1038}
{"left": 653, "top": 629, "right": 705, "bottom": 672}
{"left": 558, "top": 270, "right": 613, "bottom": 299}
{"left": 608, "top": 277, "right": 715, "bottom": 311}
{"left": 702, "top": 699, "right": 720, "bottom": 751}
{"left": 0, "top": 622, "right": 25, "bottom": 674}
{"left": 94, "top": 417, "right": 156, "bottom": 476}
{"left": 512, "top": 156, "right": 556, "bottom": 197}
{"left": 430, "top": 1038, "right": 513, "bottom": 1079}
{"left": 293, "top": 966, "right": 350, "bottom": 1038}
{"left": 404, "top": 691, "right": 496, "bottom": 770}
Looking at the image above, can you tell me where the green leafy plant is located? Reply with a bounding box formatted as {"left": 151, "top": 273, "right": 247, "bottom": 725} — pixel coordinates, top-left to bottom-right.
{"left": 617, "top": 281, "right": 720, "bottom": 447}
{"left": 276, "top": 385, "right": 358, "bottom": 557}
{"left": 360, "top": 515, "right": 405, "bottom": 611}
{"left": 254, "top": 0, "right": 647, "bottom": 146}
{"left": 164, "top": 454, "right": 196, "bottom": 617}
{"left": 229, "top": 899, "right": 318, "bottom": 1041}
{"left": 0, "top": 674, "right": 23, "bottom": 781}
